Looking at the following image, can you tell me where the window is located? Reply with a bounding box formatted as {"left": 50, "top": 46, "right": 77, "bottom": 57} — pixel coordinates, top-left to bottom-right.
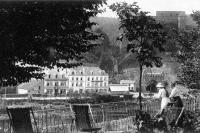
{"left": 92, "top": 77, "right": 94, "bottom": 81}
{"left": 62, "top": 75, "right": 65, "bottom": 79}
{"left": 72, "top": 71, "right": 75, "bottom": 75}
{"left": 88, "top": 77, "right": 90, "bottom": 81}
{"left": 104, "top": 77, "right": 107, "bottom": 81}
{"left": 49, "top": 75, "right": 51, "bottom": 79}
{"left": 96, "top": 77, "right": 98, "bottom": 80}
{"left": 76, "top": 77, "right": 78, "bottom": 81}
{"left": 60, "top": 89, "right": 66, "bottom": 95}
{"left": 87, "top": 83, "right": 90, "bottom": 87}
{"left": 80, "top": 83, "right": 82, "bottom": 86}
{"left": 55, "top": 75, "right": 58, "bottom": 79}
{"left": 100, "top": 77, "right": 103, "bottom": 81}
{"left": 91, "top": 71, "right": 94, "bottom": 75}
{"left": 100, "top": 82, "right": 102, "bottom": 87}
{"left": 72, "top": 83, "right": 74, "bottom": 87}
{"left": 72, "top": 77, "right": 74, "bottom": 80}
{"left": 80, "top": 71, "right": 83, "bottom": 75}
{"left": 76, "top": 83, "right": 78, "bottom": 86}
{"left": 61, "top": 82, "right": 66, "bottom": 86}
{"left": 104, "top": 82, "right": 107, "bottom": 87}
{"left": 46, "top": 82, "right": 50, "bottom": 86}
{"left": 55, "top": 82, "right": 59, "bottom": 86}
{"left": 80, "top": 77, "right": 82, "bottom": 81}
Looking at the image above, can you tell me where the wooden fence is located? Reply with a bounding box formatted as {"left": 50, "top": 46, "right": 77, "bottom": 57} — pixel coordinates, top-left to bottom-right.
{"left": 0, "top": 97, "right": 199, "bottom": 133}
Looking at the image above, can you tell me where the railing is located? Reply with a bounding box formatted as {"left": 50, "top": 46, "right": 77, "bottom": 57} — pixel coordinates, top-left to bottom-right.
{"left": 0, "top": 97, "right": 199, "bottom": 133}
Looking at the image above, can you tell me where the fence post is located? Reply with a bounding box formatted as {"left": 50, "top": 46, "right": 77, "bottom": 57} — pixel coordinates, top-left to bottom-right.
{"left": 46, "top": 110, "right": 48, "bottom": 133}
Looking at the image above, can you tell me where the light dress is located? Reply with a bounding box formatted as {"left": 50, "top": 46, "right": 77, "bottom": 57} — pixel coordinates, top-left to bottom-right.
{"left": 153, "top": 88, "right": 171, "bottom": 111}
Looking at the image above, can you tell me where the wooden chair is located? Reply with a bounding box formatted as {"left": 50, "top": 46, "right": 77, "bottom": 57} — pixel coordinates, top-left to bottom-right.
{"left": 71, "top": 104, "right": 101, "bottom": 133}
{"left": 6, "top": 105, "right": 39, "bottom": 133}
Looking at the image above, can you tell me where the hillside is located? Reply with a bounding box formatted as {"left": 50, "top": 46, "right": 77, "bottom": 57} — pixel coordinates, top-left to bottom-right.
{"left": 86, "top": 16, "right": 197, "bottom": 83}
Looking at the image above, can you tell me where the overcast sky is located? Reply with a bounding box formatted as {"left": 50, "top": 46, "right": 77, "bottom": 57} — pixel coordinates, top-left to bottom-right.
{"left": 98, "top": 0, "right": 200, "bottom": 17}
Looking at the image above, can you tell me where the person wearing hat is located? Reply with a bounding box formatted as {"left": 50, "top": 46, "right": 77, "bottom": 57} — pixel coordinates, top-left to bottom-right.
{"left": 153, "top": 82, "right": 171, "bottom": 115}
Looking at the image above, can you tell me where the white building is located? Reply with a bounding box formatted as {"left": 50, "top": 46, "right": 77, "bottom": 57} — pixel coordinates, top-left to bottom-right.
{"left": 109, "top": 84, "right": 130, "bottom": 95}
{"left": 44, "top": 68, "right": 68, "bottom": 96}
{"left": 17, "top": 79, "right": 43, "bottom": 95}
{"left": 67, "top": 66, "right": 109, "bottom": 93}
{"left": 120, "top": 80, "right": 135, "bottom": 91}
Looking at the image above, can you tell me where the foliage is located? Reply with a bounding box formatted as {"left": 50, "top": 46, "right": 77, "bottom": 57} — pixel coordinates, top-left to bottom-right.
{"left": 109, "top": 2, "right": 167, "bottom": 109}
{"left": 83, "top": 27, "right": 138, "bottom": 80}
{"left": 0, "top": 1, "right": 106, "bottom": 86}
{"left": 134, "top": 110, "right": 200, "bottom": 133}
{"left": 175, "top": 30, "right": 200, "bottom": 89}
{"left": 173, "top": 11, "right": 200, "bottom": 89}
{"left": 191, "top": 11, "right": 200, "bottom": 29}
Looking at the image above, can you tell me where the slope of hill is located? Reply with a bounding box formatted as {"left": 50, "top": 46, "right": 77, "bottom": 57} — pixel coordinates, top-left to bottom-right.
{"left": 87, "top": 17, "right": 188, "bottom": 83}
{"left": 90, "top": 17, "right": 121, "bottom": 46}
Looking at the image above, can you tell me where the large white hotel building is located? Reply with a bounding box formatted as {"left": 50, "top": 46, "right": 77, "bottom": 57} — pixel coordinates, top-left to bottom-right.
{"left": 43, "top": 66, "right": 109, "bottom": 95}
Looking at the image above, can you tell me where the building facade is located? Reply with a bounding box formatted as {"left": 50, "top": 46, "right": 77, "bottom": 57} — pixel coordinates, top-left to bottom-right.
{"left": 44, "top": 68, "right": 68, "bottom": 96}
{"left": 120, "top": 80, "right": 135, "bottom": 92}
{"left": 156, "top": 11, "right": 186, "bottom": 31}
{"left": 67, "top": 66, "right": 109, "bottom": 93}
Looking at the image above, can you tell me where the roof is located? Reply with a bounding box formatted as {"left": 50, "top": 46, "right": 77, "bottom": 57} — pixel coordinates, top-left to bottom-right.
{"left": 44, "top": 68, "right": 66, "bottom": 75}
{"left": 109, "top": 84, "right": 129, "bottom": 92}
{"left": 67, "top": 66, "right": 108, "bottom": 76}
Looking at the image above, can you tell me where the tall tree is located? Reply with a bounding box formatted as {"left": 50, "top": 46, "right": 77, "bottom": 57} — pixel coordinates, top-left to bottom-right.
{"left": 110, "top": 2, "right": 167, "bottom": 110}
{"left": 0, "top": 1, "right": 106, "bottom": 86}
{"left": 174, "top": 11, "right": 200, "bottom": 89}
{"left": 175, "top": 31, "right": 200, "bottom": 89}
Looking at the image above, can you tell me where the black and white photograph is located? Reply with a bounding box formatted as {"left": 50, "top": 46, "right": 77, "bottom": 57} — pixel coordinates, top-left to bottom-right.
{"left": 0, "top": 0, "right": 200, "bottom": 133}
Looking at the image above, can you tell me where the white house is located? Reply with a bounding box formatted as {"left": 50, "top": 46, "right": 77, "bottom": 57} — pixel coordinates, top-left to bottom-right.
{"left": 109, "top": 84, "right": 130, "bottom": 95}
{"left": 66, "top": 66, "right": 109, "bottom": 93}
{"left": 120, "top": 80, "right": 135, "bottom": 91}
{"left": 43, "top": 68, "right": 68, "bottom": 96}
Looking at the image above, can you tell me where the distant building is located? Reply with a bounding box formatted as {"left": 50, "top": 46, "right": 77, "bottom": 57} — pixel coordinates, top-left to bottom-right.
{"left": 17, "top": 79, "right": 43, "bottom": 95}
{"left": 18, "top": 66, "right": 109, "bottom": 96}
{"left": 143, "top": 68, "right": 165, "bottom": 83}
{"left": 109, "top": 84, "right": 130, "bottom": 95}
{"left": 44, "top": 68, "right": 68, "bottom": 96}
{"left": 156, "top": 11, "right": 186, "bottom": 31}
{"left": 67, "top": 66, "right": 109, "bottom": 93}
{"left": 120, "top": 80, "right": 135, "bottom": 91}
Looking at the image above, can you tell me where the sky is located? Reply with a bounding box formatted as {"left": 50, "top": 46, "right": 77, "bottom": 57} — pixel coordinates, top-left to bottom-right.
{"left": 98, "top": 0, "right": 200, "bottom": 17}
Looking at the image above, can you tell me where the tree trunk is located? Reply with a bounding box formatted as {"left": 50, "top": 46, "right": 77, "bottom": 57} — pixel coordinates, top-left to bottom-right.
{"left": 139, "top": 64, "right": 143, "bottom": 110}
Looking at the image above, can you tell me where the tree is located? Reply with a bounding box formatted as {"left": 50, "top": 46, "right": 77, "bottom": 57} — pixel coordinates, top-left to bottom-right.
{"left": 175, "top": 31, "right": 200, "bottom": 89}
{"left": 110, "top": 2, "right": 167, "bottom": 110}
{"left": 191, "top": 11, "right": 200, "bottom": 30}
{"left": 0, "top": 1, "right": 106, "bottom": 86}
{"left": 173, "top": 11, "right": 200, "bottom": 89}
